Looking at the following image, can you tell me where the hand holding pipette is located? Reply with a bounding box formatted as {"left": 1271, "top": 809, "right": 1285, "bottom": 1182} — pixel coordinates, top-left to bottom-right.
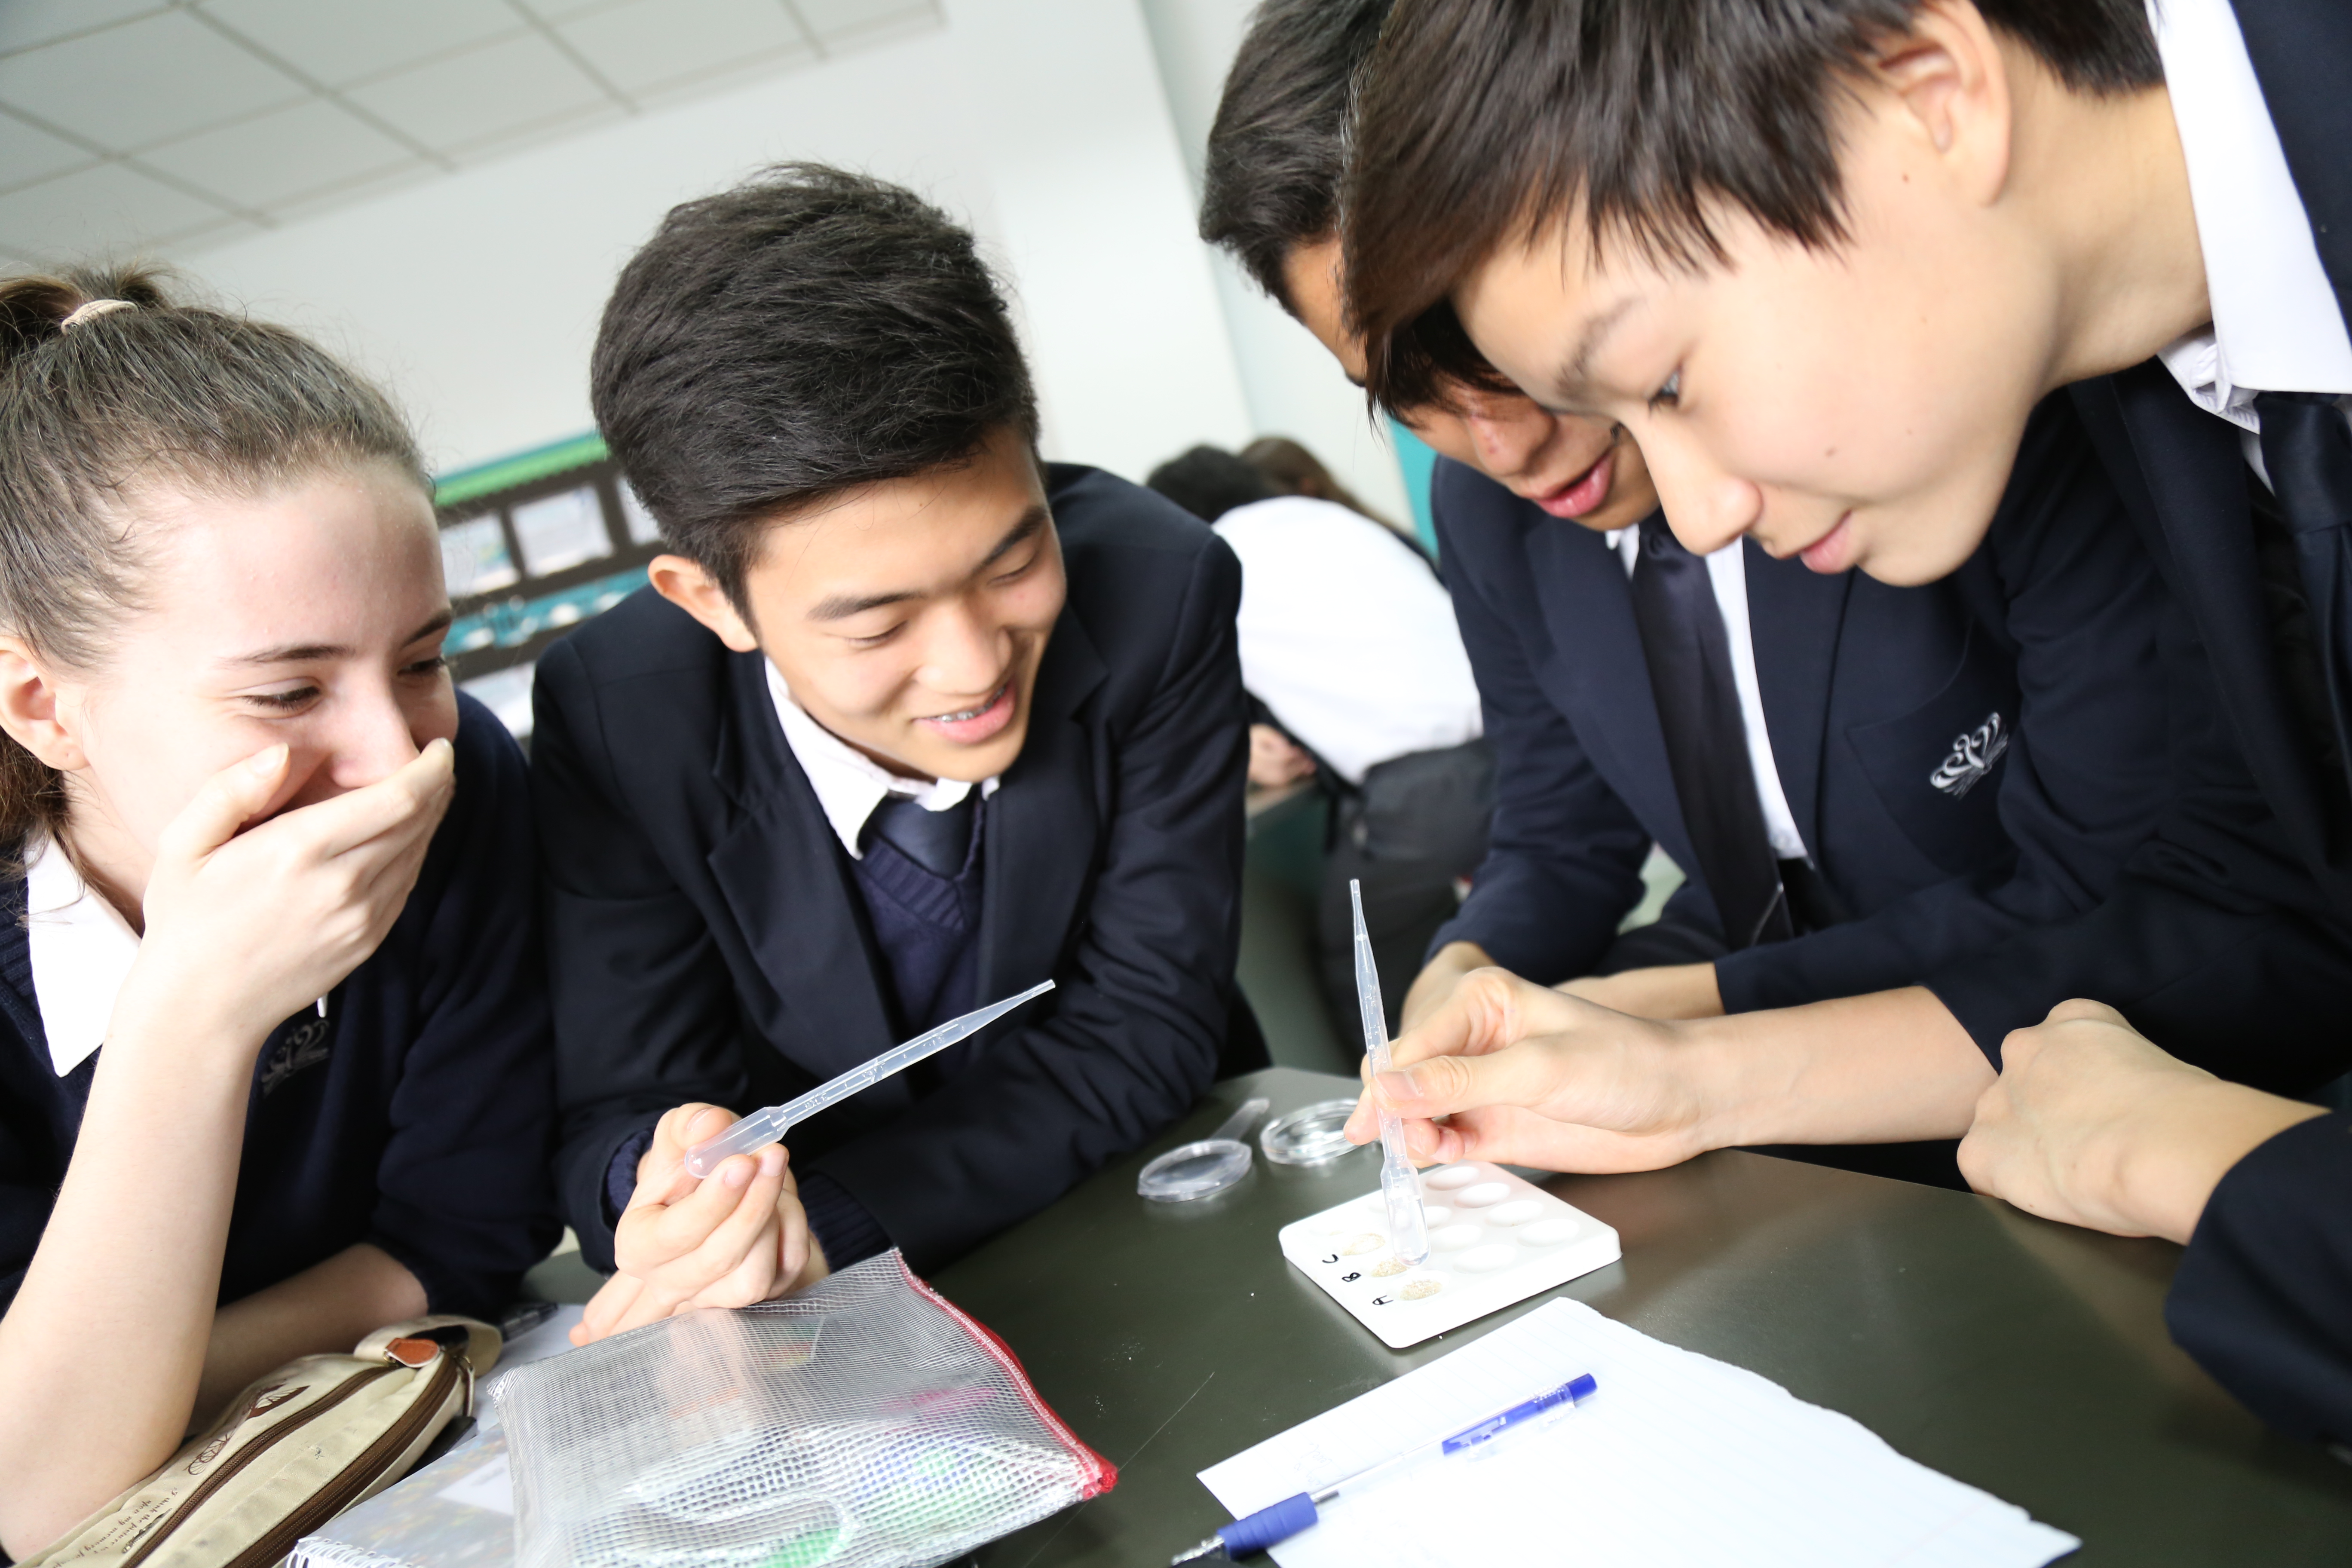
{"left": 683, "top": 980, "right": 1054, "bottom": 1176}
{"left": 577, "top": 983, "right": 1056, "bottom": 1344}
{"left": 1351, "top": 881, "right": 1429, "bottom": 1266}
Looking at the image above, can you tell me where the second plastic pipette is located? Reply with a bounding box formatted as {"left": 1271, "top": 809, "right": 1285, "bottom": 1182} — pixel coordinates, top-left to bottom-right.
{"left": 1351, "top": 879, "right": 1428, "bottom": 1266}
{"left": 683, "top": 979, "right": 1055, "bottom": 1179}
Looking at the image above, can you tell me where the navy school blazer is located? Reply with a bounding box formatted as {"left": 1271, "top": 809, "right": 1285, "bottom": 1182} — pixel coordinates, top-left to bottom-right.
{"left": 533, "top": 465, "right": 1250, "bottom": 1276}
{"left": 1430, "top": 393, "right": 2173, "bottom": 1014}
{"left": 1930, "top": 0, "right": 2352, "bottom": 1452}
{"left": 1922, "top": 0, "right": 2352, "bottom": 1097}
{"left": 0, "top": 694, "right": 562, "bottom": 1321}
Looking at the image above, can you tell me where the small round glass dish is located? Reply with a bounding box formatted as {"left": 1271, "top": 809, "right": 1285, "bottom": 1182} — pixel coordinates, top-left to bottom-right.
{"left": 1137, "top": 1097, "right": 1268, "bottom": 1202}
{"left": 1259, "top": 1099, "right": 1363, "bottom": 1167}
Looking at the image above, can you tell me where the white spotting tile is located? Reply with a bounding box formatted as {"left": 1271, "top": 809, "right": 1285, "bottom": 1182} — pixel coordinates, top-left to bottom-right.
{"left": 1279, "top": 1162, "right": 1621, "bottom": 1349}
{"left": 1200, "top": 1298, "right": 2081, "bottom": 1568}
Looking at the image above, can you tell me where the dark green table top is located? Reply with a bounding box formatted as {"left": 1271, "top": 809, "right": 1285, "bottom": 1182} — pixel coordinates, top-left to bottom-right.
{"left": 923, "top": 1067, "right": 2352, "bottom": 1567}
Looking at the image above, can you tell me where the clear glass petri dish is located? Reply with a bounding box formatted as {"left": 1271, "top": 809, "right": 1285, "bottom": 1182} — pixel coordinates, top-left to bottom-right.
{"left": 1136, "top": 1138, "right": 1254, "bottom": 1201}
{"left": 1259, "top": 1099, "right": 1363, "bottom": 1167}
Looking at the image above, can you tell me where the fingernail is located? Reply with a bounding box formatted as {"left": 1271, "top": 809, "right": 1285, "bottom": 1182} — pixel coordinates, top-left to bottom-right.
{"left": 759, "top": 1146, "right": 783, "bottom": 1176}
{"left": 723, "top": 1157, "right": 753, "bottom": 1189}
{"left": 1374, "top": 1069, "right": 1421, "bottom": 1105}
{"left": 249, "top": 744, "right": 288, "bottom": 774}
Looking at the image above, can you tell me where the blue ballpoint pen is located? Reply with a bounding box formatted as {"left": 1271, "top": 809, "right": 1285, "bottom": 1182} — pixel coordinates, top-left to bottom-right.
{"left": 1170, "top": 1372, "right": 1599, "bottom": 1563}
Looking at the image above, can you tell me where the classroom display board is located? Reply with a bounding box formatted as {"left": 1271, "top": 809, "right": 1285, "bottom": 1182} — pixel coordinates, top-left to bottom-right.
{"left": 434, "top": 435, "right": 663, "bottom": 736}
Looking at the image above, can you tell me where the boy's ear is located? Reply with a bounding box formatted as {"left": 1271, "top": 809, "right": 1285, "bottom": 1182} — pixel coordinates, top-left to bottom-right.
{"left": 648, "top": 555, "right": 762, "bottom": 654}
{"left": 1870, "top": 0, "right": 2014, "bottom": 207}
{"left": 0, "top": 638, "right": 86, "bottom": 771}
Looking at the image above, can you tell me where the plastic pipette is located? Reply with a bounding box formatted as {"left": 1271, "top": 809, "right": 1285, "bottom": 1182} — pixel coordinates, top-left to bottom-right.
{"left": 1351, "top": 879, "right": 1428, "bottom": 1266}
{"left": 683, "top": 979, "right": 1055, "bottom": 1178}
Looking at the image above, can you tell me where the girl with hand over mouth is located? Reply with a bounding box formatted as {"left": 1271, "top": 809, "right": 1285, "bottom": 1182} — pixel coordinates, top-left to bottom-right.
{"left": 0, "top": 270, "right": 558, "bottom": 1556}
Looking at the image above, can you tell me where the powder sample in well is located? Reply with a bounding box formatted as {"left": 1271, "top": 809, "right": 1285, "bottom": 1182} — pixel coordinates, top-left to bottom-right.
{"left": 1369, "top": 1258, "right": 1408, "bottom": 1277}
{"left": 1341, "top": 1234, "right": 1384, "bottom": 1256}
{"left": 1401, "top": 1278, "right": 1442, "bottom": 1300}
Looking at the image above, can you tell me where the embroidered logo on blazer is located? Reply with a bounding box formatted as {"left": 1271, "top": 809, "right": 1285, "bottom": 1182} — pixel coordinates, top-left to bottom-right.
{"left": 259, "top": 1014, "right": 333, "bottom": 1096}
{"left": 1929, "top": 712, "right": 2009, "bottom": 800}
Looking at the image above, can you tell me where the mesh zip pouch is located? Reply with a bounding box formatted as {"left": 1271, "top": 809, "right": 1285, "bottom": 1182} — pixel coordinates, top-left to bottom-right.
{"left": 495, "top": 1251, "right": 1114, "bottom": 1568}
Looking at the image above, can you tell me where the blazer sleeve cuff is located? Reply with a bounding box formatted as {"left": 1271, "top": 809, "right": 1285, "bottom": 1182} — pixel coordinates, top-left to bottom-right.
{"left": 2167, "top": 1112, "right": 2352, "bottom": 1445}
{"left": 798, "top": 1169, "right": 894, "bottom": 1273}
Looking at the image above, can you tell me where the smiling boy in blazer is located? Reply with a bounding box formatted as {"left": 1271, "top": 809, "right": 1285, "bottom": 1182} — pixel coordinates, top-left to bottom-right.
{"left": 535, "top": 166, "right": 1252, "bottom": 1340}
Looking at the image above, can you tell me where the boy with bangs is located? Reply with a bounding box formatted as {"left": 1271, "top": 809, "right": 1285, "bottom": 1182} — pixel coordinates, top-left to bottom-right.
{"left": 1203, "top": 0, "right": 2185, "bottom": 1187}
{"left": 1337, "top": 0, "right": 2352, "bottom": 1442}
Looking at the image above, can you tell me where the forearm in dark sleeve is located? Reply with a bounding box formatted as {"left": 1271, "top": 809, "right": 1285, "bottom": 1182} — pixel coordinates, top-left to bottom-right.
{"left": 2168, "top": 1113, "right": 2352, "bottom": 1446}
{"left": 533, "top": 644, "right": 757, "bottom": 1272}
{"left": 1429, "top": 502, "right": 1648, "bottom": 980}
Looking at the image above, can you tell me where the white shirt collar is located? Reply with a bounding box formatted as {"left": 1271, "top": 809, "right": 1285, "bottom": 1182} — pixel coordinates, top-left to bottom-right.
{"left": 22, "top": 834, "right": 140, "bottom": 1077}
{"left": 2148, "top": 0, "right": 2352, "bottom": 429}
{"left": 763, "top": 661, "right": 999, "bottom": 859}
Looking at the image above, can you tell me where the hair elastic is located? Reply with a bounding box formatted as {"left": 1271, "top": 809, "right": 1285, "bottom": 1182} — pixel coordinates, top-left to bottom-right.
{"left": 59, "top": 298, "right": 135, "bottom": 331}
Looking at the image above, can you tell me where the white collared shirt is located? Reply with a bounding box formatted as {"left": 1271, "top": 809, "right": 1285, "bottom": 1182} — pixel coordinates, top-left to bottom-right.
{"left": 2148, "top": 0, "right": 2352, "bottom": 470}
{"left": 764, "top": 661, "right": 1000, "bottom": 859}
{"left": 1602, "top": 528, "right": 1810, "bottom": 861}
{"left": 22, "top": 834, "right": 141, "bottom": 1077}
{"left": 1211, "top": 495, "right": 1483, "bottom": 785}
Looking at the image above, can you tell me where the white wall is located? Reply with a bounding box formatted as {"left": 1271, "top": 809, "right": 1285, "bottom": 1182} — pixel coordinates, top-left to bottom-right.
{"left": 1134, "top": 0, "right": 1411, "bottom": 523}
{"left": 182, "top": 0, "right": 1255, "bottom": 488}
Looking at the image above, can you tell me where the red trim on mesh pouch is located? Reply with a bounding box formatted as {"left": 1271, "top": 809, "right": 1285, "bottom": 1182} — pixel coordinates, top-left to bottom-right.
{"left": 892, "top": 1253, "right": 1120, "bottom": 1498}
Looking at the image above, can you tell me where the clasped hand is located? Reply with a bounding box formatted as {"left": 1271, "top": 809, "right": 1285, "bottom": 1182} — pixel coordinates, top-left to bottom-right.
{"left": 1343, "top": 967, "right": 1720, "bottom": 1173}
{"left": 574, "top": 1104, "right": 827, "bottom": 1345}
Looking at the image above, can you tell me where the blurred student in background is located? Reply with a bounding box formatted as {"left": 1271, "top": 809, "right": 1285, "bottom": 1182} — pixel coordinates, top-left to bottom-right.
{"left": 1204, "top": 0, "right": 2186, "bottom": 1185}
{"left": 539, "top": 167, "right": 1253, "bottom": 1344}
{"left": 1149, "top": 442, "right": 1487, "bottom": 1032}
{"left": 1241, "top": 434, "right": 1416, "bottom": 547}
{"left": 0, "top": 270, "right": 557, "bottom": 1555}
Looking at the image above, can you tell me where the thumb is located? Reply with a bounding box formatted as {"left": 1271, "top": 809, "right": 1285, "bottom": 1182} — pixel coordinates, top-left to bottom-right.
{"left": 156, "top": 744, "right": 290, "bottom": 867}
{"left": 1367, "top": 1044, "right": 1562, "bottom": 1123}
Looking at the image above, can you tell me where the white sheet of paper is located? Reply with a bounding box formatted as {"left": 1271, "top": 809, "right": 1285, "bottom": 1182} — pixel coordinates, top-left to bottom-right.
{"left": 1198, "top": 1298, "right": 2079, "bottom": 1568}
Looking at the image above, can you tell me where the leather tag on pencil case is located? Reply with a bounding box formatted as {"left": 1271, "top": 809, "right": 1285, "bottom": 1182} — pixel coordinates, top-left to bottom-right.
{"left": 21, "top": 1314, "right": 501, "bottom": 1568}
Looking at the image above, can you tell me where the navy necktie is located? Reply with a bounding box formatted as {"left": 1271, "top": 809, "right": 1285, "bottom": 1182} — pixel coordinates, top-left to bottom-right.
{"left": 1626, "top": 513, "right": 1792, "bottom": 949}
{"left": 2255, "top": 390, "right": 2352, "bottom": 816}
{"left": 862, "top": 794, "right": 976, "bottom": 877}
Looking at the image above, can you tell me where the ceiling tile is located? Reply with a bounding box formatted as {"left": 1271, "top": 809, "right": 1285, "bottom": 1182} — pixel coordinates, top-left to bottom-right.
{"left": 137, "top": 99, "right": 419, "bottom": 211}
{"left": 0, "top": 111, "right": 101, "bottom": 191}
{"left": 0, "top": 10, "right": 305, "bottom": 150}
{"left": 0, "top": 162, "right": 231, "bottom": 260}
{"left": 790, "top": 0, "right": 940, "bottom": 49}
{"left": 0, "top": 1, "right": 168, "bottom": 58}
{"left": 196, "top": 0, "right": 527, "bottom": 89}
{"left": 557, "top": 0, "right": 808, "bottom": 95}
{"left": 342, "top": 31, "right": 610, "bottom": 153}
